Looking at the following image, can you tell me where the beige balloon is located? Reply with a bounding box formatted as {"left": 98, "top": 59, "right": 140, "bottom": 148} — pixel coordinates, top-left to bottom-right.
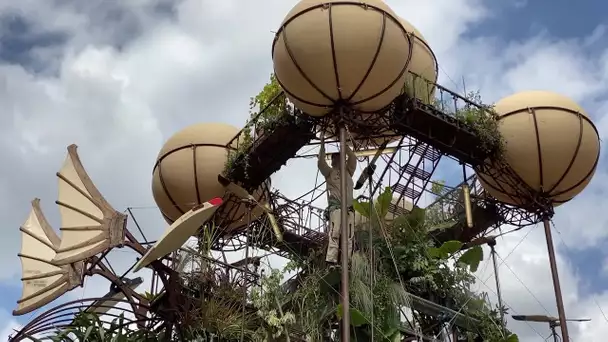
{"left": 476, "top": 91, "right": 600, "bottom": 207}
{"left": 273, "top": 0, "right": 412, "bottom": 116}
{"left": 152, "top": 123, "right": 269, "bottom": 234}
{"left": 357, "top": 17, "right": 438, "bottom": 146}
{"left": 399, "top": 17, "right": 438, "bottom": 105}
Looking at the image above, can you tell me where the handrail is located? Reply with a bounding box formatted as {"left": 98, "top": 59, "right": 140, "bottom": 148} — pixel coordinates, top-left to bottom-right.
{"left": 224, "top": 70, "right": 495, "bottom": 153}
{"left": 406, "top": 71, "right": 494, "bottom": 118}
{"left": 226, "top": 90, "right": 289, "bottom": 148}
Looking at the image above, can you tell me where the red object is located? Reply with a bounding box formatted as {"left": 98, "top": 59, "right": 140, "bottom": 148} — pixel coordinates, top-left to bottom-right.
{"left": 208, "top": 197, "right": 223, "bottom": 206}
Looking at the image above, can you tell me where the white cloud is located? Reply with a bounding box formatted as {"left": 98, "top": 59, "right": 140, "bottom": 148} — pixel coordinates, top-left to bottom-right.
{"left": 2, "top": 0, "right": 608, "bottom": 341}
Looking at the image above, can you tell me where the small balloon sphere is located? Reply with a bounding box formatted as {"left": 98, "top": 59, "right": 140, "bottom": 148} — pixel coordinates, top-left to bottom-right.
{"left": 398, "top": 17, "right": 438, "bottom": 105}
{"left": 272, "top": 0, "right": 412, "bottom": 116}
{"left": 476, "top": 91, "right": 600, "bottom": 207}
{"left": 152, "top": 123, "right": 269, "bottom": 233}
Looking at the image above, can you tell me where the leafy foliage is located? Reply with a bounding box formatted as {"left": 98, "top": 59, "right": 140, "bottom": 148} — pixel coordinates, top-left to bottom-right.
{"left": 248, "top": 74, "right": 290, "bottom": 132}
{"left": 251, "top": 269, "right": 296, "bottom": 340}
{"left": 223, "top": 73, "right": 293, "bottom": 177}
{"left": 432, "top": 90, "right": 505, "bottom": 157}
{"left": 454, "top": 91, "right": 505, "bottom": 157}
{"left": 258, "top": 187, "right": 516, "bottom": 341}
{"left": 38, "top": 312, "right": 161, "bottom": 342}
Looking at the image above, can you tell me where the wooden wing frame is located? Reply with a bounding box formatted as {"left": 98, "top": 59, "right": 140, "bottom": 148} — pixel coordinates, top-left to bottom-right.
{"left": 14, "top": 199, "right": 84, "bottom": 316}
{"left": 52, "top": 144, "right": 127, "bottom": 265}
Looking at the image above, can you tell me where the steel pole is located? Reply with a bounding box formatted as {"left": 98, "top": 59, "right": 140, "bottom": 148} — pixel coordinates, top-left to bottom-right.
{"left": 367, "top": 158, "right": 374, "bottom": 342}
{"left": 240, "top": 201, "right": 253, "bottom": 342}
{"left": 543, "top": 219, "right": 569, "bottom": 341}
{"left": 339, "top": 124, "right": 351, "bottom": 342}
{"left": 488, "top": 239, "right": 506, "bottom": 331}
{"left": 488, "top": 239, "right": 505, "bottom": 334}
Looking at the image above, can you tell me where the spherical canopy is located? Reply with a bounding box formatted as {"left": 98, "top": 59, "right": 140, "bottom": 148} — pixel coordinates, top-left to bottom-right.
{"left": 476, "top": 91, "right": 600, "bottom": 207}
{"left": 273, "top": 0, "right": 411, "bottom": 116}
{"left": 399, "top": 17, "right": 438, "bottom": 105}
{"left": 152, "top": 123, "right": 269, "bottom": 233}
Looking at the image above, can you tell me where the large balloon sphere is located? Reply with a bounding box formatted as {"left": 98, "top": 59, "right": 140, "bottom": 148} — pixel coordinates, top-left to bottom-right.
{"left": 399, "top": 17, "right": 438, "bottom": 105}
{"left": 272, "top": 0, "right": 412, "bottom": 116}
{"left": 476, "top": 91, "right": 600, "bottom": 206}
{"left": 152, "top": 123, "right": 269, "bottom": 233}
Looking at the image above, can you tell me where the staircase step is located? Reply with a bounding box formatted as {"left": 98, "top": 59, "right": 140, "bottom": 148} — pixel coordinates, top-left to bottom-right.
{"left": 302, "top": 230, "right": 326, "bottom": 244}
{"left": 389, "top": 202, "right": 410, "bottom": 217}
{"left": 391, "top": 183, "right": 422, "bottom": 200}
{"left": 401, "top": 163, "right": 431, "bottom": 181}
{"left": 413, "top": 144, "right": 442, "bottom": 161}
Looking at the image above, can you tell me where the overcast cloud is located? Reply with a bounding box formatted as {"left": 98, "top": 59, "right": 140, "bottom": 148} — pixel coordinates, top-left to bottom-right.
{"left": 1, "top": 0, "right": 608, "bottom": 341}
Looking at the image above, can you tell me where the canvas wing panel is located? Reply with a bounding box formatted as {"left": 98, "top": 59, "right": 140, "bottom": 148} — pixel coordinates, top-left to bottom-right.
{"left": 133, "top": 198, "right": 223, "bottom": 272}
{"left": 53, "top": 145, "right": 127, "bottom": 265}
{"left": 14, "top": 201, "right": 69, "bottom": 316}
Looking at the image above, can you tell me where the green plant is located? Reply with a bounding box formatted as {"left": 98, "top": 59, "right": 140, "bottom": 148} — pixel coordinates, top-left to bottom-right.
{"left": 251, "top": 268, "right": 296, "bottom": 340}
{"left": 140, "top": 290, "right": 160, "bottom": 302}
{"left": 223, "top": 73, "right": 292, "bottom": 178}
{"left": 177, "top": 241, "right": 261, "bottom": 341}
{"left": 455, "top": 91, "right": 504, "bottom": 157}
{"left": 249, "top": 74, "right": 290, "bottom": 133}
{"left": 433, "top": 91, "right": 505, "bottom": 158}
{"left": 350, "top": 188, "right": 515, "bottom": 341}
{"left": 403, "top": 72, "right": 436, "bottom": 105}
{"left": 38, "top": 312, "right": 161, "bottom": 342}
{"left": 223, "top": 128, "right": 253, "bottom": 177}
{"left": 225, "top": 186, "right": 516, "bottom": 341}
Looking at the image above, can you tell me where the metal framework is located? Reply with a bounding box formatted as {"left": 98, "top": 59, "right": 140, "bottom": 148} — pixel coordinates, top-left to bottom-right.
{"left": 12, "top": 70, "right": 557, "bottom": 341}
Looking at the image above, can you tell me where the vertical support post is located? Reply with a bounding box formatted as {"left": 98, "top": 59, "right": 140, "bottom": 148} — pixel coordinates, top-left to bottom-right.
{"left": 339, "top": 123, "right": 351, "bottom": 342}
{"left": 488, "top": 239, "right": 505, "bottom": 334}
{"left": 367, "top": 158, "right": 374, "bottom": 342}
{"left": 240, "top": 201, "right": 253, "bottom": 342}
{"left": 543, "top": 219, "right": 569, "bottom": 342}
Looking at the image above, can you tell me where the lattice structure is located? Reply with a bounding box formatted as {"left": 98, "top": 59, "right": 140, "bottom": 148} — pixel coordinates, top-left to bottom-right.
{"left": 10, "top": 146, "right": 254, "bottom": 342}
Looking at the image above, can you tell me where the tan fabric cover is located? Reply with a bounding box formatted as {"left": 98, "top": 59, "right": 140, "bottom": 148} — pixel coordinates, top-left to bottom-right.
{"left": 477, "top": 91, "right": 600, "bottom": 206}
{"left": 15, "top": 199, "right": 83, "bottom": 316}
{"left": 152, "top": 123, "right": 268, "bottom": 233}
{"left": 399, "top": 17, "right": 437, "bottom": 105}
{"left": 134, "top": 199, "right": 220, "bottom": 271}
{"left": 273, "top": 0, "right": 411, "bottom": 116}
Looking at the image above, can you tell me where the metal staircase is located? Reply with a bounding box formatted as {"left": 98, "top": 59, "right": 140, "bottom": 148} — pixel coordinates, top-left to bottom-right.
{"left": 389, "top": 139, "right": 443, "bottom": 212}
{"left": 217, "top": 74, "right": 504, "bottom": 253}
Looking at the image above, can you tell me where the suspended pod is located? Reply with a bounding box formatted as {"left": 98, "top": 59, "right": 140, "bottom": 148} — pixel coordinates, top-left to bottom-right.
{"left": 52, "top": 145, "right": 128, "bottom": 265}
{"left": 273, "top": 0, "right": 412, "bottom": 117}
{"left": 14, "top": 199, "right": 84, "bottom": 316}
{"left": 151, "top": 123, "right": 271, "bottom": 238}
{"left": 353, "top": 16, "right": 439, "bottom": 147}
{"left": 475, "top": 90, "right": 600, "bottom": 207}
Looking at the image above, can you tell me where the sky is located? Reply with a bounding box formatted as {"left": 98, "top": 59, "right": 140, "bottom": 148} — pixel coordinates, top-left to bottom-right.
{"left": 1, "top": 0, "right": 608, "bottom": 341}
